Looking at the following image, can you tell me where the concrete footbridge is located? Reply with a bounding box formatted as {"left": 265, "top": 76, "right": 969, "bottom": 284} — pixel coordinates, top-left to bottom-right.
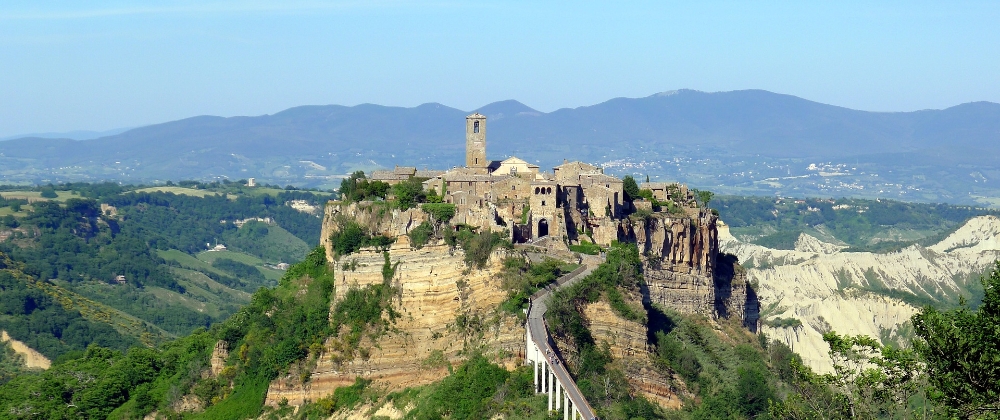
{"left": 525, "top": 263, "right": 600, "bottom": 420}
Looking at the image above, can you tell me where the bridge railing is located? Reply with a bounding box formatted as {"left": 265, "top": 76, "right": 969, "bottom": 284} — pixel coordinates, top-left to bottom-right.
{"left": 526, "top": 264, "right": 598, "bottom": 419}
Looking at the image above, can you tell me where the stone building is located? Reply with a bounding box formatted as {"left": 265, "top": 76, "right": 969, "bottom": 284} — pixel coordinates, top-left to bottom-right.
{"left": 372, "top": 114, "right": 652, "bottom": 244}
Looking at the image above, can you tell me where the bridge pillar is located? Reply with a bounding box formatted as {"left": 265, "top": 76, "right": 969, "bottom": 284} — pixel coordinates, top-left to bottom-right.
{"left": 548, "top": 370, "right": 555, "bottom": 411}
{"left": 555, "top": 379, "right": 561, "bottom": 409}
{"left": 564, "top": 393, "right": 570, "bottom": 420}
{"left": 533, "top": 359, "right": 539, "bottom": 392}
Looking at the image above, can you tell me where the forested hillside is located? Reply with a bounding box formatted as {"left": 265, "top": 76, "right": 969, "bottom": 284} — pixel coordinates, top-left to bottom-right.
{"left": 715, "top": 195, "right": 1000, "bottom": 252}
{"left": 0, "top": 181, "right": 328, "bottom": 362}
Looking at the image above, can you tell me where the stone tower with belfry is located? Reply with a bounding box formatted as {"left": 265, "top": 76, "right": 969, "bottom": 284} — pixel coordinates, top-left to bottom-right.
{"left": 465, "top": 113, "right": 488, "bottom": 174}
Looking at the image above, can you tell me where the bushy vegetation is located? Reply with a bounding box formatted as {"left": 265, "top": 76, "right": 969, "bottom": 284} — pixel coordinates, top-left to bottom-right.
{"left": 421, "top": 202, "right": 456, "bottom": 224}
{"left": 446, "top": 226, "right": 511, "bottom": 269}
{"left": 569, "top": 240, "right": 602, "bottom": 255}
{"left": 339, "top": 171, "right": 390, "bottom": 203}
{"left": 393, "top": 355, "right": 547, "bottom": 420}
{"left": 211, "top": 257, "right": 268, "bottom": 287}
{"left": 545, "top": 242, "right": 658, "bottom": 418}
{"left": 910, "top": 260, "right": 1000, "bottom": 418}
{"left": 408, "top": 221, "right": 435, "bottom": 249}
{"left": 328, "top": 216, "right": 394, "bottom": 257}
{"left": 0, "top": 341, "right": 31, "bottom": 385}
{"left": 392, "top": 177, "right": 428, "bottom": 210}
{"left": 499, "top": 257, "right": 575, "bottom": 314}
{"left": 0, "top": 331, "right": 218, "bottom": 419}
{"left": 0, "top": 267, "right": 140, "bottom": 360}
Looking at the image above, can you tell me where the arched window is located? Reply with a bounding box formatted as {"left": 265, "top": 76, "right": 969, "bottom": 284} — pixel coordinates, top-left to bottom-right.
{"left": 534, "top": 187, "right": 540, "bottom": 194}
{"left": 473, "top": 121, "right": 480, "bottom": 133}
{"left": 511, "top": 185, "right": 515, "bottom": 191}
{"left": 547, "top": 187, "right": 552, "bottom": 194}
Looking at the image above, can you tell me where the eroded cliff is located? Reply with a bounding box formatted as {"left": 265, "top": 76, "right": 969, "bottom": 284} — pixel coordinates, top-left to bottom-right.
{"left": 267, "top": 204, "right": 523, "bottom": 407}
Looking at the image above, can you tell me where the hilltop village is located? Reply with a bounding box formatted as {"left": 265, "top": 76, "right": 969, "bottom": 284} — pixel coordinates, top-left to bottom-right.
{"left": 357, "top": 113, "right": 755, "bottom": 329}
{"left": 371, "top": 113, "right": 705, "bottom": 245}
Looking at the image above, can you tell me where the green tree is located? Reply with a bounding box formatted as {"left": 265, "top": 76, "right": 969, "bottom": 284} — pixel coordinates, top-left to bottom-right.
{"left": 392, "top": 178, "right": 426, "bottom": 210}
{"left": 824, "top": 332, "right": 924, "bottom": 419}
{"left": 622, "top": 175, "right": 640, "bottom": 201}
{"left": 339, "top": 171, "right": 365, "bottom": 201}
{"left": 912, "top": 260, "right": 1000, "bottom": 418}
{"left": 693, "top": 188, "right": 714, "bottom": 208}
{"left": 39, "top": 187, "right": 58, "bottom": 199}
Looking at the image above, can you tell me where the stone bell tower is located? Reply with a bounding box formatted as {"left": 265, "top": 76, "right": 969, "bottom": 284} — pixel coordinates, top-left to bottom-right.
{"left": 466, "top": 113, "right": 487, "bottom": 174}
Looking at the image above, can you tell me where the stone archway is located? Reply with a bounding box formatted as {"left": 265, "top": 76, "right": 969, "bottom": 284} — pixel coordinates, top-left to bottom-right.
{"left": 538, "top": 218, "right": 549, "bottom": 238}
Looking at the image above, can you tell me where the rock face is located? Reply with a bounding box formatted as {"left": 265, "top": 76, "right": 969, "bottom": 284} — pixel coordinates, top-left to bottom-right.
{"left": 720, "top": 216, "right": 1000, "bottom": 372}
{"left": 604, "top": 210, "right": 757, "bottom": 324}
{"left": 209, "top": 340, "right": 228, "bottom": 377}
{"left": 282, "top": 200, "right": 758, "bottom": 408}
{"left": 320, "top": 202, "right": 428, "bottom": 245}
{"left": 265, "top": 235, "right": 523, "bottom": 407}
{"left": 581, "top": 299, "right": 683, "bottom": 409}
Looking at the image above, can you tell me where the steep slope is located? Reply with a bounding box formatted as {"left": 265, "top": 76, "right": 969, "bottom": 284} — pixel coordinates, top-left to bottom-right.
{"left": 720, "top": 216, "right": 1000, "bottom": 372}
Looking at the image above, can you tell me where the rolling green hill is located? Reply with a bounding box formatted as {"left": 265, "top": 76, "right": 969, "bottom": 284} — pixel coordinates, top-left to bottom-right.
{"left": 0, "top": 182, "right": 328, "bottom": 361}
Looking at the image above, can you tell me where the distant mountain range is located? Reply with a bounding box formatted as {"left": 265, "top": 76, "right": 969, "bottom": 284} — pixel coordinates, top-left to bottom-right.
{"left": 2, "top": 89, "right": 999, "bottom": 203}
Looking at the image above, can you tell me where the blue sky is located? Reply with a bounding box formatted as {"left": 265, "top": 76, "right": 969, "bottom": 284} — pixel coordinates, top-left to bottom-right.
{"left": 1, "top": 1, "right": 999, "bottom": 137}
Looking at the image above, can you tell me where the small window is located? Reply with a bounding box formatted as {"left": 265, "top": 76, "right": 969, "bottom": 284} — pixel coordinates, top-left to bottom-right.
{"left": 542, "top": 200, "right": 546, "bottom": 206}
{"left": 511, "top": 185, "right": 515, "bottom": 191}
{"left": 534, "top": 187, "right": 540, "bottom": 194}
{"left": 473, "top": 121, "right": 480, "bottom": 133}
{"left": 475, "top": 158, "right": 478, "bottom": 164}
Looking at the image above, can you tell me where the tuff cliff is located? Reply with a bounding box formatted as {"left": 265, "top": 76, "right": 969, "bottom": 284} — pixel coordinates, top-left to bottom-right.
{"left": 267, "top": 203, "right": 522, "bottom": 406}
{"left": 579, "top": 299, "right": 685, "bottom": 409}
{"left": 278, "top": 200, "right": 759, "bottom": 409}
{"left": 598, "top": 209, "right": 759, "bottom": 327}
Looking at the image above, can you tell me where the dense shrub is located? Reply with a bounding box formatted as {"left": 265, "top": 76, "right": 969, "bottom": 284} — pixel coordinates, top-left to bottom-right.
{"left": 569, "top": 240, "right": 602, "bottom": 255}
{"left": 328, "top": 217, "right": 394, "bottom": 257}
{"left": 408, "top": 221, "right": 434, "bottom": 249}
{"left": 421, "top": 203, "right": 456, "bottom": 223}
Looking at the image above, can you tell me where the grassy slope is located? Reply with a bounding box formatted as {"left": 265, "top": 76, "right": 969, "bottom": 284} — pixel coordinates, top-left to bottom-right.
{"left": 32, "top": 280, "right": 173, "bottom": 346}
{"left": 133, "top": 186, "right": 228, "bottom": 198}
{"left": 0, "top": 191, "right": 77, "bottom": 202}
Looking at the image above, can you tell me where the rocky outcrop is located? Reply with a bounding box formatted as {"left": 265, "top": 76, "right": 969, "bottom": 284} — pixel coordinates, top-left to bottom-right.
{"left": 265, "top": 238, "right": 523, "bottom": 407}
{"left": 714, "top": 255, "right": 761, "bottom": 332}
{"left": 209, "top": 340, "right": 229, "bottom": 377}
{"left": 581, "top": 298, "right": 683, "bottom": 409}
{"left": 320, "top": 202, "right": 428, "bottom": 247}
{"left": 599, "top": 210, "right": 757, "bottom": 324}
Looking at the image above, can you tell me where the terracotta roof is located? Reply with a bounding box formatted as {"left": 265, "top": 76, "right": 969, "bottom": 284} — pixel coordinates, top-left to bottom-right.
{"left": 393, "top": 166, "right": 417, "bottom": 175}
{"left": 443, "top": 174, "right": 496, "bottom": 182}
{"left": 414, "top": 170, "right": 445, "bottom": 178}
{"left": 554, "top": 160, "right": 600, "bottom": 170}
{"left": 370, "top": 170, "right": 408, "bottom": 181}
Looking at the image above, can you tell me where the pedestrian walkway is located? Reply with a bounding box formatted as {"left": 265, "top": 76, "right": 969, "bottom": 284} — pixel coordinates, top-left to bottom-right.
{"left": 525, "top": 261, "right": 601, "bottom": 420}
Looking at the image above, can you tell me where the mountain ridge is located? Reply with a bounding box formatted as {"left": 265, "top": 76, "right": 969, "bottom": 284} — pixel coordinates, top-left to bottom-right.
{"left": 2, "top": 89, "right": 999, "bottom": 200}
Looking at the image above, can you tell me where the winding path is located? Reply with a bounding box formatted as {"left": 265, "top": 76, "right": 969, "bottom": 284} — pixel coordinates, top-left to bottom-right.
{"left": 525, "top": 262, "right": 600, "bottom": 420}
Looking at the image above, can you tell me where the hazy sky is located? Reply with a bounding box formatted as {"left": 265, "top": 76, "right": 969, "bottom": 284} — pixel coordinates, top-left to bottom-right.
{"left": 2, "top": 1, "right": 999, "bottom": 137}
